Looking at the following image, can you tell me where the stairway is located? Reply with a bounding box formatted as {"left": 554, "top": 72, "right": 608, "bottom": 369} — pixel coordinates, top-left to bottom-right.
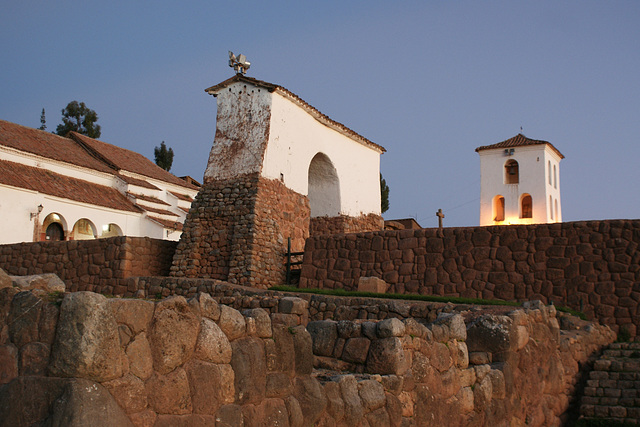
{"left": 579, "top": 342, "right": 640, "bottom": 424}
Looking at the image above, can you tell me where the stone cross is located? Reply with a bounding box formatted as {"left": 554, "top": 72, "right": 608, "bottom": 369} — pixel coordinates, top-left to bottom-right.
{"left": 436, "top": 209, "right": 445, "bottom": 236}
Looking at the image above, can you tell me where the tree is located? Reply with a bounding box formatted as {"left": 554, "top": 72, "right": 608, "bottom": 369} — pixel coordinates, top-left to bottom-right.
{"left": 154, "top": 141, "right": 174, "bottom": 171}
{"left": 38, "top": 108, "right": 46, "bottom": 130}
{"left": 380, "top": 173, "right": 390, "bottom": 214}
{"left": 56, "top": 101, "right": 101, "bottom": 138}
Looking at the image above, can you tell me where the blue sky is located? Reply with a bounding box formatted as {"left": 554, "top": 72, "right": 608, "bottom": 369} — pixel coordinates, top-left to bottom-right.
{"left": 2, "top": 1, "right": 639, "bottom": 227}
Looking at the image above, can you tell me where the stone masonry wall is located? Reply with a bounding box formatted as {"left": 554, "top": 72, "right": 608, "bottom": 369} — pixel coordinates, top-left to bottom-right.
{"left": 0, "top": 237, "right": 176, "bottom": 295}
{"left": 0, "top": 287, "right": 615, "bottom": 426}
{"left": 300, "top": 219, "right": 640, "bottom": 335}
{"left": 310, "top": 213, "right": 384, "bottom": 236}
{"left": 170, "top": 173, "right": 310, "bottom": 288}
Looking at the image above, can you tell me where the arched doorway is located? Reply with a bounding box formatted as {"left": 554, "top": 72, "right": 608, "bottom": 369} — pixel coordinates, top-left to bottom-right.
{"left": 520, "top": 194, "right": 532, "bottom": 219}
{"left": 308, "top": 153, "right": 341, "bottom": 217}
{"left": 45, "top": 223, "right": 64, "bottom": 241}
{"left": 42, "top": 212, "right": 67, "bottom": 241}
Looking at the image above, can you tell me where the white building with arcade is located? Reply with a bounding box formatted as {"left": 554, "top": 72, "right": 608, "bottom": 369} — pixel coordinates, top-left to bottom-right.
{"left": 0, "top": 120, "right": 199, "bottom": 245}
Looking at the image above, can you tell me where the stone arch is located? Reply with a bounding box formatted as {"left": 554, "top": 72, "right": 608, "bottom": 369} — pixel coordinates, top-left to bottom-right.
{"left": 493, "top": 195, "right": 505, "bottom": 222}
{"left": 42, "top": 212, "right": 67, "bottom": 241}
{"left": 100, "top": 223, "right": 123, "bottom": 238}
{"left": 308, "top": 152, "right": 341, "bottom": 217}
{"left": 71, "top": 218, "right": 97, "bottom": 240}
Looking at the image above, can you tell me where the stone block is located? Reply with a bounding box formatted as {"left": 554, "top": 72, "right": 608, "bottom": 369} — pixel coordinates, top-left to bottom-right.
{"left": 148, "top": 295, "right": 199, "bottom": 375}
{"left": 194, "top": 318, "right": 232, "bottom": 364}
{"left": 307, "top": 320, "right": 338, "bottom": 357}
{"left": 342, "top": 337, "right": 371, "bottom": 364}
{"left": 294, "top": 375, "right": 327, "bottom": 425}
{"left": 146, "top": 368, "right": 192, "bottom": 415}
{"left": 218, "top": 305, "right": 246, "bottom": 341}
{"left": 49, "top": 292, "right": 124, "bottom": 382}
{"left": 377, "top": 318, "right": 405, "bottom": 338}
{"left": 367, "top": 337, "right": 409, "bottom": 375}
{"left": 185, "top": 360, "right": 234, "bottom": 415}
{"left": 231, "top": 337, "right": 266, "bottom": 404}
{"left": 358, "top": 276, "right": 389, "bottom": 294}
{"left": 279, "top": 297, "right": 307, "bottom": 315}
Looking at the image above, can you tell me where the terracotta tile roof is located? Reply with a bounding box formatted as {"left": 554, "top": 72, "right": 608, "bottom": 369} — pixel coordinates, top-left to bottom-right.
{"left": 205, "top": 75, "right": 386, "bottom": 154}
{"left": 0, "top": 120, "right": 115, "bottom": 173}
{"left": 140, "top": 205, "right": 178, "bottom": 217}
{"left": 69, "top": 132, "right": 199, "bottom": 190}
{"left": 0, "top": 159, "right": 142, "bottom": 213}
{"left": 127, "top": 192, "right": 170, "bottom": 206}
{"left": 475, "top": 134, "right": 564, "bottom": 159}
{"left": 169, "top": 191, "right": 194, "bottom": 202}
{"left": 117, "top": 174, "right": 159, "bottom": 190}
{"left": 148, "top": 216, "right": 183, "bottom": 231}
{"left": 178, "top": 206, "right": 190, "bottom": 214}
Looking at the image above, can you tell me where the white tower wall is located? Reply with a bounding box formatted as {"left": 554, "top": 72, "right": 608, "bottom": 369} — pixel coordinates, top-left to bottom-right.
{"left": 479, "top": 140, "right": 563, "bottom": 226}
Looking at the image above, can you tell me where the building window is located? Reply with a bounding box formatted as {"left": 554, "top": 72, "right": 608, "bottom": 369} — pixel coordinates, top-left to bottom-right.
{"left": 493, "top": 195, "right": 505, "bottom": 221}
{"left": 555, "top": 199, "right": 559, "bottom": 221}
{"left": 548, "top": 161, "right": 552, "bottom": 185}
{"left": 520, "top": 194, "right": 532, "bottom": 218}
{"left": 505, "top": 160, "right": 519, "bottom": 184}
{"left": 553, "top": 165, "right": 557, "bottom": 189}
{"left": 550, "top": 196, "right": 554, "bottom": 220}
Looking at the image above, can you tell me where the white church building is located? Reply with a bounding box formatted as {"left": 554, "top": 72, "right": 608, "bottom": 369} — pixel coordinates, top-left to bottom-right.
{"left": 0, "top": 120, "right": 199, "bottom": 244}
{"left": 476, "top": 133, "right": 564, "bottom": 226}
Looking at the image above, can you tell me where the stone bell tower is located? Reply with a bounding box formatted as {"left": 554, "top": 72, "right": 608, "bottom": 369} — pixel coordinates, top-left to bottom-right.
{"left": 170, "top": 74, "right": 385, "bottom": 288}
{"left": 476, "top": 134, "right": 564, "bottom": 226}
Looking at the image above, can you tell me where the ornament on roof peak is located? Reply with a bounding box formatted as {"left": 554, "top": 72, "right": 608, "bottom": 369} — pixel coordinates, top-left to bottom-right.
{"left": 228, "top": 51, "right": 250, "bottom": 75}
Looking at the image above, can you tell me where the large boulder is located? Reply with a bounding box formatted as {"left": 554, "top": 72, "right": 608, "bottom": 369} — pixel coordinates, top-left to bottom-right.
{"left": 366, "top": 337, "right": 409, "bottom": 375}
{"left": 149, "top": 296, "right": 199, "bottom": 374}
{"left": 194, "top": 318, "right": 232, "bottom": 364}
{"left": 466, "top": 315, "right": 514, "bottom": 357}
{"left": 231, "top": 337, "right": 266, "bottom": 404}
{"left": 307, "top": 320, "right": 338, "bottom": 357}
{"left": 49, "top": 292, "right": 124, "bottom": 382}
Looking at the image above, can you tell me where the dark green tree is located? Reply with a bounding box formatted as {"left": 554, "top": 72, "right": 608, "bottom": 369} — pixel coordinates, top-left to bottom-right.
{"left": 154, "top": 141, "right": 174, "bottom": 171}
{"left": 38, "top": 108, "right": 46, "bottom": 130}
{"left": 380, "top": 173, "right": 390, "bottom": 214}
{"left": 55, "top": 101, "right": 101, "bottom": 138}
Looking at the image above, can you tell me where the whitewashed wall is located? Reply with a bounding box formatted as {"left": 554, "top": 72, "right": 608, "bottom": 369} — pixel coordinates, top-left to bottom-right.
{"left": 262, "top": 90, "right": 382, "bottom": 217}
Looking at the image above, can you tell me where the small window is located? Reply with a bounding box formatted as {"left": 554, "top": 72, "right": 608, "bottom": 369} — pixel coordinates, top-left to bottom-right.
{"left": 505, "top": 160, "right": 519, "bottom": 184}
{"left": 553, "top": 165, "right": 557, "bottom": 189}
{"left": 555, "top": 199, "right": 559, "bottom": 221}
{"left": 521, "top": 194, "right": 532, "bottom": 218}
{"left": 548, "top": 161, "right": 552, "bottom": 185}
{"left": 493, "top": 195, "right": 505, "bottom": 221}
{"left": 550, "top": 196, "right": 554, "bottom": 220}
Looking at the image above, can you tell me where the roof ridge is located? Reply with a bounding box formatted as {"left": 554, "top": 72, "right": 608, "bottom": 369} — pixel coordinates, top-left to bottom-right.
{"left": 68, "top": 132, "right": 121, "bottom": 171}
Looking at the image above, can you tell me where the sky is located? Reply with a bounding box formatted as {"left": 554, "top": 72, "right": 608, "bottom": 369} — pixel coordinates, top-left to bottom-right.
{"left": 1, "top": 1, "right": 639, "bottom": 227}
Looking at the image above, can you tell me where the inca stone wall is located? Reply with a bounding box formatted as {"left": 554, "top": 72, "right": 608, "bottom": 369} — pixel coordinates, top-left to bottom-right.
{"left": 0, "top": 237, "right": 176, "bottom": 295}
{"left": 310, "top": 213, "right": 384, "bottom": 236}
{"left": 300, "top": 219, "right": 640, "bottom": 335}
{"left": 0, "top": 286, "right": 616, "bottom": 426}
{"left": 170, "top": 173, "right": 310, "bottom": 288}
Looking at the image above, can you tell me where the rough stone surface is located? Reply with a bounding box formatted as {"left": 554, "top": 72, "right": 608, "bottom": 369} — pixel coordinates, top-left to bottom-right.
{"left": 219, "top": 305, "right": 246, "bottom": 341}
{"left": 294, "top": 375, "right": 327, "bottom": 424}
{"left": 366, "top": 337, "right": 409, "bottom": 375}
{"left": 12, "top": 273, "right": 66, "bottom": 294}
{"left": 0, "top": 268, "right": 11, "bottom": 289}
{"left": 231, "top": 337, "right": 266, "bottom": 404}
{"left": 49, "top": 292, "right": 124, "bottom": 381}
{"left": 242, "top": 308, "right": 272, "bottom": 338}
{"left": 194, "top": 318, "right": 232, "bottom": 364}
{"left": 146, "top": 367, "right": 193, "bottom": 415}
{"left": 307, "top": 320, "right": 338, "bottom": 357}
{"left": 148, "top": 296, "right": 199, "bottom": 374}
